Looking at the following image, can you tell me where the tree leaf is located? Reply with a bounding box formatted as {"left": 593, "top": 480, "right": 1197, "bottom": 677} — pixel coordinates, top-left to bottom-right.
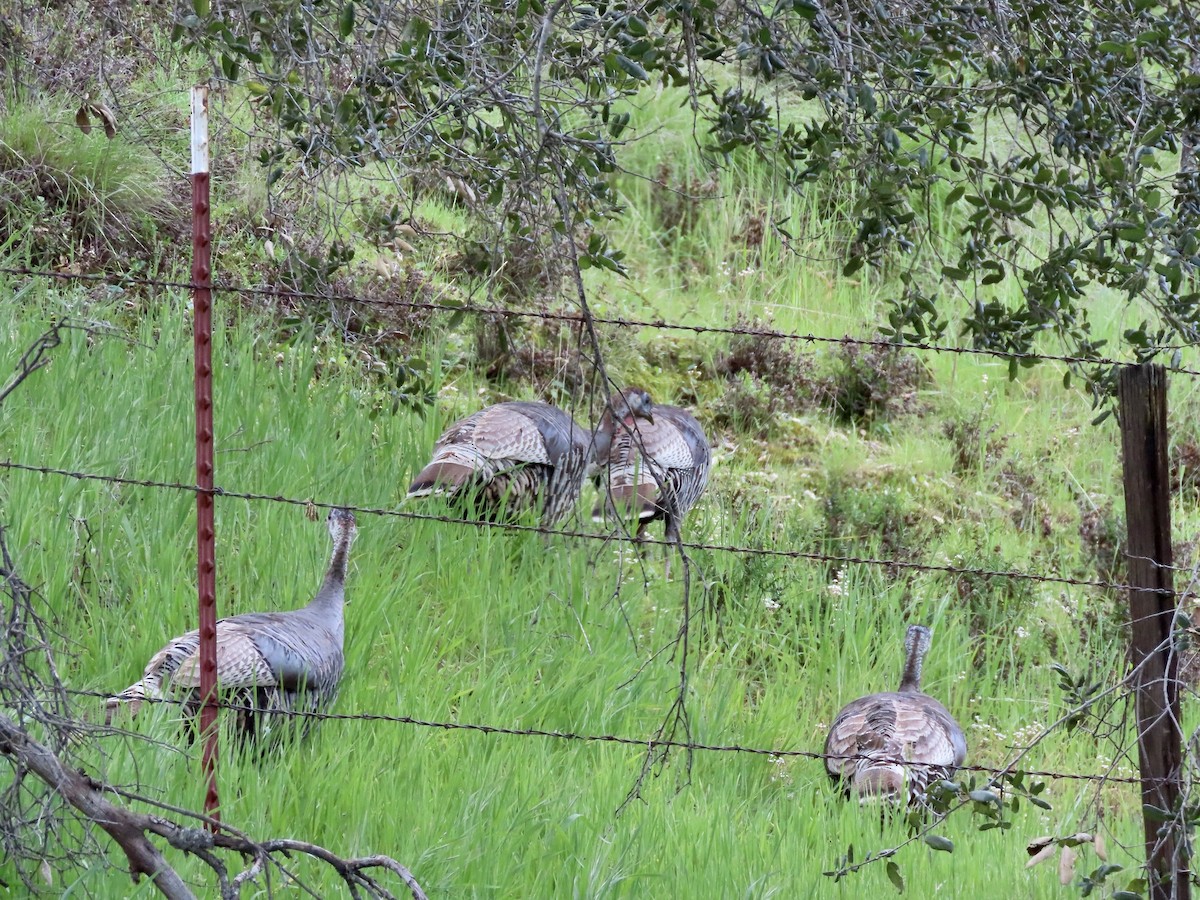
{"left": 886, "top": 860, "right": 904, "bottom": 893}
{"left": 943, "top": 184, "right": 965, "bottom": 207}
{"left": 1026, "top": 843, "right": 1057, "bottom": 868}
{"left": 981, "top": 266, "right": 1005, "bottom": 286}
{"left": 339, "top": 3, "right": 356, "bottom": 39}
{"left": 1058, "top": 846, "right": 1076, "bottom": 886}
{"left": 90, "top": 103, "right": 118, "bottom": 138}
{"left": 74, "top": 106, "right": 92, "bottom": 135}
{"left": 924, "top": 835, "right": 953, "bottom": 853}
{"left": 614, "top": 54, "right": 648, "bottom": 81}
{"left": 1142, "top": 804, "right": 1172, "bottom": 823}
{"left": 193, "top": 0, "right": 210, "bottom": 16}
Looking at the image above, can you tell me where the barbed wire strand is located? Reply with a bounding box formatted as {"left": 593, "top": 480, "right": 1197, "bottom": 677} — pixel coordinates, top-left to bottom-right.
{"left": 0, "top": 458, "right": 1172, "bottom": 595}
{"left": 4, "top": 265, "right": 1198, "bottom": 376}
{"left": 73, "top": 689, "right": 1146, "bottom": 787}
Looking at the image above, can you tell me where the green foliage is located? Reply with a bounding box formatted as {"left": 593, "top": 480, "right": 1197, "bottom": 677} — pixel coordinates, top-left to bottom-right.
{"left": 158, "top": 0, "right": 1200, "bottom": 403}
{"left": 709, "top": 317, "right": 817, "bottom": 436}
{"left": 942, "top": 399, "right": 1008, "bottom": 477}
{"left": 951, "top": 540, "right": 1038, "bottom": 643}
{"left": 3, "top": 0, "right": 1192, "bottom": 888}
{"left": 1052, "top": 663, "right": 1106, "bottom": 734}
{"left": 818, "top": 469, "right": 923, "bottom": 568}
{"left": 170, "top": 0, "right": 644, "bottom": 296}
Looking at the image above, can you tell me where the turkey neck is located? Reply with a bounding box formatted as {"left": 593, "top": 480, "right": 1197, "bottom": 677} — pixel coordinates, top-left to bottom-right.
{"left": 310, "top": 525, "right": 353, "bottom": 615}
{"left": 593, "top": 407, "right": 642, "bottom": 462}
{"left": 898, "top": 639, "right": 926, "bottom": 693}
{"left": 591, "top": 409, "right": 618, "bottom": 465}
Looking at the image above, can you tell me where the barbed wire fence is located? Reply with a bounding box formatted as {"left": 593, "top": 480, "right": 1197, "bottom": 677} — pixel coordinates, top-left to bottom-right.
{"left": 4, "top": 259, "right": 1200, "bottom": 888}
{"left": 7, "top": 222, "right": 1200, "bottom": 900}
{"left": 3, "top": 262, "right": 1199, "bottom": 768}
{"left": 5, "top": 265, "right": 1200, "bottom": 377}
{"left": 0, "top": 457, "right": 1172, "bottom": 595}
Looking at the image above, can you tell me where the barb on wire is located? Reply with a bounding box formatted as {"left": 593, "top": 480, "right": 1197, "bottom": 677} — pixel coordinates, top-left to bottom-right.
{"left": 0, "top": 457, "right": 1171, "bottom": 596}
{"left": 4, "top": 265, "right": 1199, "bottom": 376}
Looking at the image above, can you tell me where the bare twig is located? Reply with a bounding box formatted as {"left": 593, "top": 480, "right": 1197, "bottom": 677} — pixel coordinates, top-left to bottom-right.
{"left": 0, "top": 320, "right": 68, "bottom": 406}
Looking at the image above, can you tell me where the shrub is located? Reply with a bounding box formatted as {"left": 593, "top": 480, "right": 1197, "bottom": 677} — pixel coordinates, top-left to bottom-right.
{"left": 0, "top": 102, "right": 178, "bottom": 270}
{"left": 709, "top": 316, "right": 819, "bottom": 436}
{"left": 942, "top": 400, "right": 1009, "bottom": 476}
{"left": 823, "top": 337, "right": 929, "bottom": 425}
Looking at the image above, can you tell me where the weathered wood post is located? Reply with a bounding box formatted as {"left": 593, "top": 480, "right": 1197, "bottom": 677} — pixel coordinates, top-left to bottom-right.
{"left": 1119, "top": 363, "right": 1186, "bottom": 900}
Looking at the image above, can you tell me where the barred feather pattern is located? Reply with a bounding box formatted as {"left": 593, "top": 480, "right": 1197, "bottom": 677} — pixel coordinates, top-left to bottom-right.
{"left": 823, "top": 625, "right": 967, "bottom": 806}
{"left": 596, "top": 400, "right": 711, "bottom": 543}
{"left": 408, "top": 401, "right": 592, "bottom": 526}
{"left": 107, "top": 509, "right": 357, "bottom": 743}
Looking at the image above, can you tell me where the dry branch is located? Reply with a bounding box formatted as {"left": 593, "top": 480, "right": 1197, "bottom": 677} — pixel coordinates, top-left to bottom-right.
{"left": 0, "top": 714, "right": 428, "bottom": 899}
{"left": 0, "top": 715, "right": 194, "bottom": 898}
{"left": 0, "top": 320, "right": 68, "bottom": 406}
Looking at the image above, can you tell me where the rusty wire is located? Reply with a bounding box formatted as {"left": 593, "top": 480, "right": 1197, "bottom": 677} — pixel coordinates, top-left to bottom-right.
{"left": 0, "top": 457, "right": 1170, "bottom": 595}
{"left": 3, "top": 265, "right": 1199, "bottom": 375}
{"left": 72, "top": 689, "right": 1148, "bottom": 786}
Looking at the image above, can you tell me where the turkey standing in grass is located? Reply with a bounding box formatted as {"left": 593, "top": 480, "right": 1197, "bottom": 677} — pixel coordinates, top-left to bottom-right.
{"left": 592, "top": 386, "right": 711, "bottom": 576}
{"left": 106, "top": 508, "right": 357, "bottom": 744}
{"left": 823, "top": 625, "right": 967, "bottom": 806}
{"left": 407, "top": 400, "right": 592, "bottom": 526}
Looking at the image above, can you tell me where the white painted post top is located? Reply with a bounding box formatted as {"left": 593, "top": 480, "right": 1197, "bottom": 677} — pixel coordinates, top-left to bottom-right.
{"left": 191, "top": 85, "right": 210, "bottom": 175}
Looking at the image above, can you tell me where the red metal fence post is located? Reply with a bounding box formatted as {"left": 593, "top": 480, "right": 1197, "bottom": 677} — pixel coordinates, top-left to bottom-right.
{"left": 191, "top": 83, "right": 220, "bottom": 827}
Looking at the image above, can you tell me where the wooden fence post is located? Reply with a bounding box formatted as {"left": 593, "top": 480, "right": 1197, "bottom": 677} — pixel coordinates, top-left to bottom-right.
{"left": 1119, "top": 363, "right": 1187, "bottom": 900}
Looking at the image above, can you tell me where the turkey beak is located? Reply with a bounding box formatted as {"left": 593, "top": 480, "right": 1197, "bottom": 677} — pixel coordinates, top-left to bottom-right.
{"left": 634, "top": 394, "right": 654, "bottom": 425}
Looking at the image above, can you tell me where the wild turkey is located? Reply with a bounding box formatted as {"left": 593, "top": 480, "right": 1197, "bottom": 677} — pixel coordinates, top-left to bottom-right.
{"left": 106, "top": 508, "right": 357, "bottom": 743}
{"left": 407, "top": 400, "right": 592, "bottom": 526}
{"left": 592, "top": 386, "right": 711, "bottom": 576}
{"left": 823, "top": 625, "right": 967, "bottom": 806}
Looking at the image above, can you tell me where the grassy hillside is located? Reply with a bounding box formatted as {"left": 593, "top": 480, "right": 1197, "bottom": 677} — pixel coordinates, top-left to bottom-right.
{"left": 1, "top": 43, "right": 1196, "bottom": 900}
{"left": 0, "top": 240, "right": 1172, "bottom": 898}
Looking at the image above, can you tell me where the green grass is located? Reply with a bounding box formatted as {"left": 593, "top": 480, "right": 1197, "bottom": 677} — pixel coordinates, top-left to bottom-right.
{"left": 0, "top": 271, "right": 1156, "bottom": 897}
